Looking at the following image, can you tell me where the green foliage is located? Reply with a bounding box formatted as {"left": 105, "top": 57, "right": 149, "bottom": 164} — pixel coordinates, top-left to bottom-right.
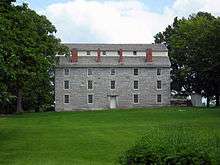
{"left": 119, "top": 128, "right": 220, "bottom": 165}
{"left": 0, "top": 107, "right": 220, "bottom": 164}
{"left": 0, "top": 0, "right": 16, "bottom": 7}
{"left": 0, "top": 2, "right": 68, "bottom": 113}
{"left": 154, "top": 12, "right": 220, "bottom": 106}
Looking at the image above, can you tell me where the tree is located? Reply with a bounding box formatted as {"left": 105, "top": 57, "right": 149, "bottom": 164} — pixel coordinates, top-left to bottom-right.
{"left": 0, "top": 0, "right": 16, "bottom": 6}
{"left": 0, "top": 2, "right": 68, "bottom": 113}
{"left": 154, "top": 12, "right": 220, "bottom": 107}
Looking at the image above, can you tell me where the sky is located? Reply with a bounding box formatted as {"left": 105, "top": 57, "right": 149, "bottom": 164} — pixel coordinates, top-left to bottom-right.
{"left": 15, "top": 0, "right": 220, "bottom": 43}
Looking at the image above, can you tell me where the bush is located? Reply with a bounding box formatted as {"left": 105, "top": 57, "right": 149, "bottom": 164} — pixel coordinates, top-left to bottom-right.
{"left": 119, "top": 128, "right": 220, "bottom": 165}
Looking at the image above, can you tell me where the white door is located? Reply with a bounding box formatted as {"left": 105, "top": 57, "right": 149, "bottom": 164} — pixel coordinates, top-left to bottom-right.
{"left": 110, "top": 96, "right": 117, "bottom": 109}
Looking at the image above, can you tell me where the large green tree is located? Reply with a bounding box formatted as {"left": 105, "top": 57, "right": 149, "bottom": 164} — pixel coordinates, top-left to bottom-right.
{"left": 0, "top": 1, "right": 68, "bottom": 113}
{"left": 154, "top": 12, "right": 220, "bottom": 106}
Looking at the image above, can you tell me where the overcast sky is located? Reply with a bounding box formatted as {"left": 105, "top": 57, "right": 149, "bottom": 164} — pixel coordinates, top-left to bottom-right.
{"left": 16, "top": 0, "right": 220, "bottom": 43}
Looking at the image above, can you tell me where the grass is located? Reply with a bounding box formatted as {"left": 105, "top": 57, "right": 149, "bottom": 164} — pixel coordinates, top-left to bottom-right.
{"left": 0, "top": 107, "right": 220, "bottom": 165}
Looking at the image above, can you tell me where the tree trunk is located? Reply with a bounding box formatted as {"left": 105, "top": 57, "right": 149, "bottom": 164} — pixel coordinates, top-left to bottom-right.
{"left": 17, "top": 88, "right": 23, "bottom": 113}
{"left": 207, "top": 96, "right": 210, "bottom": 108}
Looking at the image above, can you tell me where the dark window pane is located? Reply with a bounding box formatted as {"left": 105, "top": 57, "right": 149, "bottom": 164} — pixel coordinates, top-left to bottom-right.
{"left": 133, "top": 51, "right": 137, "bottom": 55}
{"left": 86, "top": 51, "right": 90, "bottom": 55}
{"left": 64, "top": 80, "right": 69, "bottom": 89}
{"left": 111, "top": 81, "right": 115, "bottom": 89}
{"left": 157, "top": 68, "right": 161, "bottom": 75}
{"left": 134, "top": 94, "right": 138, "bottom": 103}
{"left": 64, "top": 95, "right": 69, "bottom": 103}
{"left": 134, "top": 68, "right": 138, "bottom": 75}
{"left": 157, "top": 80, "right": 161, "bottom": 89}
{"left": 111, "top": 69, "right": 115, "bottom": 75}
{"left": 157, "top": 94, "right": 161, "bottom": 102}
{"left": 88, "top": 80, "right": 93, "bottom": 89}
{"left": 134, "top": 81, "right": 138, "bottom": 89}
{"left": 64, "top": 68, "right": 69, "bottom": 75}
{"left": 88, "top": 69, "right": 92, "bottom": 75}
{"left": 88, "top": 95, "right": 93, "bottom": 103}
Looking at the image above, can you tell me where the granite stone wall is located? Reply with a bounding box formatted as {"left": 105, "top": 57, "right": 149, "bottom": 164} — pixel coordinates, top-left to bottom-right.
{"left": 55, "top": 65, "right": 170, "bottom": 111}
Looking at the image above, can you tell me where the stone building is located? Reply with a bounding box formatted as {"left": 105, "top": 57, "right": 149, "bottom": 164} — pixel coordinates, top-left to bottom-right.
{"left": 55, "top": 44, "right": 171, "bottom": 111}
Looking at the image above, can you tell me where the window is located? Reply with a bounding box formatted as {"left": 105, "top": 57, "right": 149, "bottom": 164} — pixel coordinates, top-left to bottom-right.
{"left": 102, "top": 51, "right": 106, "bottom": 55}
{"left": 134, "top": 68, "right": 138, "bottom": 76}
{"left": 157, "top": 68, "right": 161, "bottom": 75}
{"left": 64, "top": 68, "right": 69, "bottom": 76}
{"left": 117, "top": 51, "right": 120, "bottom": 55}
{"left": 64, "top": 80, "right": 69, "bottom": 89}
{"left": 86, "top": 51, "right": 90, "bottom": 55}
{"left": 110, "top": 68, "right": 116, "bottom": 75}
{"left": 64, "top": 95, "right": 69, "bottom": 103}
{"left": 134, "top": 81, "right": 139, "bottom": 90}
{"left": 88, "top": 94, "right": 93, "bottom": 104}
{"left": 157, "top": 94, "right": 161, "bottom": 103}
{"left": 87, "top": 68, "right": 92, "bottom": 75}
{"left": 133, "top": 51, "right": 137, "bottom": 55}
{"left": 157, "top": 80, "right": 161, "bottom": 89}
{"left": 88, "top": 80, "right": 93, "bottom": 90}
{"left": 134, "top": 94, "right": 139, "bottom": 103}
{"left": 111, "top": 80, "right": 115, "bottom": 89}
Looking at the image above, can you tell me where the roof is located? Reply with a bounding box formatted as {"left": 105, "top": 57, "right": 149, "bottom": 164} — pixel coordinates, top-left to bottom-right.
{"left": 57, "top": 56, "right": 171, "bottom": 68}
{"left": 63, "top": 43, "right": 168, "bottom": 52}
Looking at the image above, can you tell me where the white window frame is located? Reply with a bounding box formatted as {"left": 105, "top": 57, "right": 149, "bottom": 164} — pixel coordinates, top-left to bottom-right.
{"left": 64, "top": 94, "right": 70, "bottom": 104}
{"left": 87, "top": 94, "right": 94, "bottom": 104}
{"left": 133, "top": 94, "right": 139, "bottom": 104}
{"left": 87, "top": 80, "right": 93, "bottom": 90}
{"left": 64, "top": 68, "right": 70, "bottom": 76}
{"left": 110, "top": 68, "right": 116, "bottom": 75}
{"left": 79, "top": 51, "right": 150, "bottom": 57}
{"left": 157, "top": 94, "right": 162, "bottom": 103}
{"left": 134, "top": 80, "right": 139, "bottom": 90}
{"left": 157, "top": 80, "right": 162, "bottom": 90}
{"left": 134, "top": 68, "right": 139, "bottom": 76}
{"left": 64, "top": 80, "right": 70, "bottom": 90}
{"left": 87, "top": 68, "right": 92, "bottom": 76}
{"left": 110, "top": 80, "right": 116, "bottom": 90}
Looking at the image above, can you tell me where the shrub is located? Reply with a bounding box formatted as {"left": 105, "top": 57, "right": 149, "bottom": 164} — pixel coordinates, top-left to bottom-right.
{"left": 119, "top": 128, "right": 220, "bottom": 165}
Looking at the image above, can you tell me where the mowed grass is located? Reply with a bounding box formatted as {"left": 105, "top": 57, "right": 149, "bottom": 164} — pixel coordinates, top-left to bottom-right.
{"left": 0, "top": 107, "right": 220, "bottom": 165}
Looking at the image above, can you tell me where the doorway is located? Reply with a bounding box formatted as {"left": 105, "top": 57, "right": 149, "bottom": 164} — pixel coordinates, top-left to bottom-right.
{"left": 109, "top": 96, "right": 117, "bottom": 109}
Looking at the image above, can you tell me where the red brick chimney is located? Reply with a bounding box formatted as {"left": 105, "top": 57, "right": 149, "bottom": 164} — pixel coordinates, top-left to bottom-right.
{"left": 96, "top": 48, "right": 101, "bottom": 62}
{"left": 146, "top": 48, "right": 152, "bottom": 62}
{"left": 71, "top": 48, "right": 78, "bottom": 63}
{"left": 118, "top": 49, "right": 124, "bottom": 63}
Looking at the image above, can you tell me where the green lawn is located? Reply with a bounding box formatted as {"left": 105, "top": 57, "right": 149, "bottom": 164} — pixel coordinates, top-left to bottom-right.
{"left": 0, "top": 107, "right": 220, "bottom": 165}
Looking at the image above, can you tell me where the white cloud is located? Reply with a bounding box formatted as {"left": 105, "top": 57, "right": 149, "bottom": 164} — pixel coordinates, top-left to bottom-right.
{"left": 165, "top": 0, "right": 220, "bottom": 18}
{"left": 41, "top": 0, "right": 220, "bottom": 43}
{"left": 42, "top": 0, "right": 171, "bottom": 43}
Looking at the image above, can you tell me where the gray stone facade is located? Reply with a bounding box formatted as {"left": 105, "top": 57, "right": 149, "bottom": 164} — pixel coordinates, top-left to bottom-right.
{"left": 55, "top": 44, "right": 171, "bottom": 111}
